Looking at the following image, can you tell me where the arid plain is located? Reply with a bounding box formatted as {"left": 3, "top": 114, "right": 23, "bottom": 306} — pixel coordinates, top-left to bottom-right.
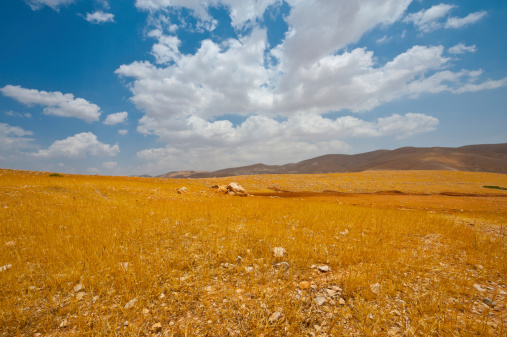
{"left": 1, "top": 169, "right": 506, "bottom": 336}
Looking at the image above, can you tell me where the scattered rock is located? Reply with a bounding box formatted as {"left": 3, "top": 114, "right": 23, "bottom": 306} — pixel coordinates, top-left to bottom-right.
{"left": 220, "top": 262, "right": 235, "bottom": 269}
{"left": 59, "top": 319, "right": 68, "bottom": 328}
{"left": 311, "top": 264, "right": 331, "bottom": 273}
{"left": 269, "top": 311, "right": 283, "bottom": 323}
{"left": 474, "top": 264, "right": 484, "bottom": 270}
{"left": 370, "top": 283, "right": 381, "bottom": 294}
{"left": 204, "top": 286, "right": 213, "bottom": 292}
{"left": 124, "top": 298, "right": 137, "bottom": 309}
{"left": 482, "top": 298, "right": 496, "bottom": 307}
{"left": 326, "top": 289, "right": 338, "bottom": 297}
{"left": 299, "top": 281, "right": 311, "bottom": 289}
{"left": 473, "top": 284, "right": 486, "bottom": 292}
{"left": 0, "top": 264, "right": 12, "bottom": 272}
{"left": 119, "top": 262, "right": 130, "bottom": 271}
{"left": 210, "top": 185, "right": 219, "bottom": 189}
{"left": 274, "top": 262, "right": 290, "bottom": 270}
{"left": 314, "top": 296, "right": 327, "bottom": 306}
{"left": 151, "top": 322, "right": 162, "bottom": 333}
{"left": 76, "top": 292, "right": 85, "bottom": 301}
{"left": 226, "top": 182, "right": 248, "bottom": 196}
{"left": 73, "top": 284, "right": 84, "bottom": 293}
{"left": 177, "top": 187, "right": 189, "bottom": 194}
{"left": 339, "top": 229, "right": 349, "bottom": 236}
{"left": 272, "top": 247, "right": 286, "bottom": 258}
{"left": 143, "top": 308, "right": 150, "bottom": 316}
{"left": 4, "top": 241, "right": 15, "bottom": 247}
{"left": 338, "top": 297, "right": 346, "bottom": 306}
{"left": 387, "top": 327, "right": 400, "bottom": 336}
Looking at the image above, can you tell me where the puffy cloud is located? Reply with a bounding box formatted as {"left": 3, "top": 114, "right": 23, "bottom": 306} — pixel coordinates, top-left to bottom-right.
{"left": 119, "top": 40, "right": 501, "bottom": 120}
{"left": 403, "top": 4, "right": 454, "bottom": 32}
{"left": 25, "top": 0, "right": 75, "bottom": 11}
{"left": 103, "top": 112, "right": 128, "bottom": 125}
{"left": 34, "top": 132, "right": 119, "bottom": 158}
{"left": 118, "top": 129, "right": 128, "bottom": 135}
{"left": 281, "top": 0, "right": 412, "bottom": 68}
{"left": 404, "top": 5, "right": 486, "bottom": 32}
{"left": 85, "top": 11, "right": 115, "bottom": 24}
{"left": 120, "top": 0, "right": 505, "bottom": 174}
{"left": 116, "top": 28, "right": 271, "bottom": 120}
{"left": 448, "top": 43, "right": 477, "bottom": 54}
{"left": 0, "top": 85, "right": 101, "bottom": 122}
{"left": 135, "top": 112, "right": 438, "bottom": 173}
{"left": 445, "top": 11, "right": 487, "bottom": 29}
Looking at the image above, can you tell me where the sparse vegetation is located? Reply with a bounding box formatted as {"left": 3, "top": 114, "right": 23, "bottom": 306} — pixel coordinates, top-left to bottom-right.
{"left": 484, "top": 185, "right": 507, "bottom": 191}
{"left": 0, "top": 169, "right": 506, "bottom": 336}
{"left": 49, "top": 173, "right": 64, "bottom": 177}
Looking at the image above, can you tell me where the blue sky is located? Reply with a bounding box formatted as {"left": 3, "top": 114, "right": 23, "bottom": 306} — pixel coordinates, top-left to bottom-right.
{"left": 1, "top": 0, "right": 506, "bottom": 176}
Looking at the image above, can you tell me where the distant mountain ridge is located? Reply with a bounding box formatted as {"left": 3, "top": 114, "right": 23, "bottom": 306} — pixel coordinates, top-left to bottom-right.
{"left": 157, "top": 143, "right": 507, "bottom": 178}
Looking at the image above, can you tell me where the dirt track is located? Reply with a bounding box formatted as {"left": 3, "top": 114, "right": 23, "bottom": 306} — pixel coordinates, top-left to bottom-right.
{"left": 250, "top": 190, "right": 507, "bottom": 214}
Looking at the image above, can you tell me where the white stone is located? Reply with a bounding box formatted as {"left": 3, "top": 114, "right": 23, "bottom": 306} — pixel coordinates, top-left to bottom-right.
{"left": 269, "top": 311, "right": 283, "bottom": 323}
{"left": 272, "top": 247, "right": 286, "bottom": 258}
{"left": 473, "top": 284, "right": 486, "bottom": 292}
{"left": 177, "top": 187, "right": 189, "bottom": 194}
{"left": 227, "top": 182, "right": 248, "bottom": 196}
{"left": 0, "top": 264, "right": 12, "bottom": 272}
{"left": 124, "top": 298, "right": 137, "bottom": 309}
{"left": 73, "top": 284, "right": 84, "bottom": 292}
{"left": 317, "top": 265, "right": 330, "bottom": 273}
{"left": 314, "top": 296, "right": 327, "bottom": 306}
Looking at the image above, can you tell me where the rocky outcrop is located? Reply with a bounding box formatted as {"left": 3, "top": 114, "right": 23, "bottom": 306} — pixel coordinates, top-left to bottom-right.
{"left": 211, "top": 182, "right": 248, "bottom": 196}
{"left": 226, "top": 182, "right": 248, "bottom": 196}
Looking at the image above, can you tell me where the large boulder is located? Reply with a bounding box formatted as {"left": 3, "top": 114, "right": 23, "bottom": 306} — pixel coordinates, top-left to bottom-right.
{"left": 227, "top": 182, "right": 248, "bottom": 196}
{"left": 177, "top": 187, "right": 189, "bottom": 194}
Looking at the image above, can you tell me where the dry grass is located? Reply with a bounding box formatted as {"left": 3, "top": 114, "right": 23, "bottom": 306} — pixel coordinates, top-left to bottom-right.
{"left": 0, "top": 169, "right": 506, "bottom": 336}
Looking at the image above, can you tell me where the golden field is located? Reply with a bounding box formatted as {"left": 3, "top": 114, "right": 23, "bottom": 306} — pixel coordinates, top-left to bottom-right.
{"left": 0, "top": 169, "right": 506, "bottom": 336}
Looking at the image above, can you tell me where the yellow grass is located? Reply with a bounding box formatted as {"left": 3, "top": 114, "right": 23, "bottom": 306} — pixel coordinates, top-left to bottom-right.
{"left": 0, "top": 169, "right": 506, "bottom": 336}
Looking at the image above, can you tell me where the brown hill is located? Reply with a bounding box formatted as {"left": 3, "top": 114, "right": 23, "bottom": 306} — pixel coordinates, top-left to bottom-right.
{"left": 157, "top": 143, "right": 507, "bottom": 178}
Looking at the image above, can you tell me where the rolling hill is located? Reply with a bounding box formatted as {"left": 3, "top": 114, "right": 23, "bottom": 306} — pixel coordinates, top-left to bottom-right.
{"left": 158, "top": 143, "right": 507, "bottom": 178}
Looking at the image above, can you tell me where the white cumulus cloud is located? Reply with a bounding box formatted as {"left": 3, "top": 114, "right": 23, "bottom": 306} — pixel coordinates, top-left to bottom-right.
{"left": 134, "top": 112, "right": 438, "bottom": 173}
{"left": 0, "top": 85, "right": 101, "bottom": 122}
{"left": 34, "top": 132, "right": 119, "bottom": 158}
{"left": 118, "top": 129, "right": 128, "bottom": 135}
{"left": 85, "top": 11, "right": 115, "bottom": 24}
{"left": 448, "top": 43, "right": 477, "bottom": 54}
{"left": 103, "top": 112, "right": 128, "bottom": 125}
{"left": 119, "top": 0, "right": 505, "bottom": 174}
